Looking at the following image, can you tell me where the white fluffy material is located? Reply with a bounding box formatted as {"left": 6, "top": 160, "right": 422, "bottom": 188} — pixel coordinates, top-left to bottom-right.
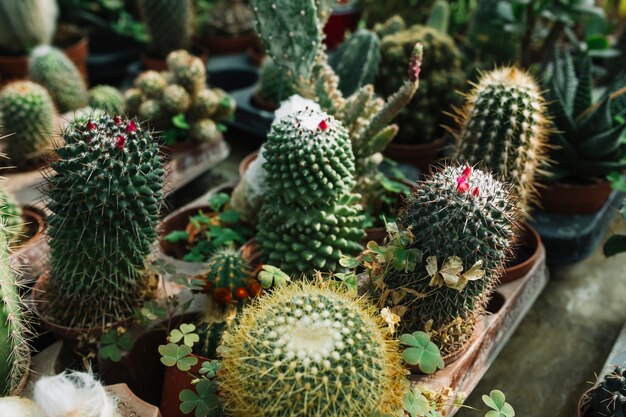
{"left": 0, "top": 397, "right": 43, "bottom": 417}
{"left": 272, "top": 95, "right": 321, "bottom": 125}
{"left": 33, "top": 371, "right": 118, "bottom": 417}
{"left": 244, "top": 146, "right": 269, "bottom": 201}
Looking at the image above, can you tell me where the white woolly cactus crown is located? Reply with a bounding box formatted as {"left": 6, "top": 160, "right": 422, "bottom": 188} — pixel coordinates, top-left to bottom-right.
{"left": 218, "top": 282, "right": 405, "bottom": 417}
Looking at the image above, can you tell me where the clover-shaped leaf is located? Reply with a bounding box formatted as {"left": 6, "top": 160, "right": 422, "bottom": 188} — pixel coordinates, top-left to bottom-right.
{"left": 99, "top": 330, "right": 133, "bottom": 362}
{"left": 258, "top": 265, "right": 291, "bottom": 289}
{"left": 403, "top": 388, "right": 433, "bottom": 417}
{"left": 199, "top": 360, "right": 222, "bottom": 378}
{"left": 170, "top": 324, "right": 200, "bottom": 347}
{"left": 339, "top": 255, "right": 360, "bottom": 269}
{"left": 208, "top": 193, "right": 230, "bottom": 211}
{"left": 482, "top": 390, "right": 515, "bottom": 417}
{"left": 159, "top": 343, "right": 198, "bottom": 371}
{"left": 400, "top": 331, "right": 444, "bottom": 374}
{"left": 179, "top": 380, "right": 221, "bottom": 417}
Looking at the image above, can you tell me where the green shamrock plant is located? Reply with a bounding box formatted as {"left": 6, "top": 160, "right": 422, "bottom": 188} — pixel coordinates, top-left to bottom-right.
{"left": 179, "top": 379, "right": 221, "bottom": 417}
{"left": 400, "top": 331, "right": 445, "bottom": 374}
{"left": 169, "top": 323, "right": 200, "bottom": 347}
{"left": 159, "top": 343, "right": 198, "bottom": 371}
{"left": 482, "top": 390, "right": 515, "bottom": 417}
{"left": 257, "top": 265, "right": 291, "bottom": 289}
{"left": 99, "top": 329, "right": 133, "bottom": 362}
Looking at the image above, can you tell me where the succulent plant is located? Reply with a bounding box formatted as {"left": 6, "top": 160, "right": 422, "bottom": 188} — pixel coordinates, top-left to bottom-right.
{"left": 88, "top": 85, "right": 125, "bottom": 115}
{"left": 426, "top": 0, "right": 450, "bottom": 34}
{"left": 166, "top": 50, "right": 207, "bottom": 96}
{"left": 0, "top": 220, "right": 30, "bottom": 396}
{"left": 44, "top": 114, "right": 164, "bottom": 329}
{"left": 585, "top": 366, "right": 626, "bottom": 416}
{"left": 328, "top": 29, "right": 381, "bottom": 97}
{"left": 0, "top": 81, "right": 56, "bottom": 168}
{"left": 201, "top": 247, "right": 257, "bottom": 307}
{"left": 543, "top": 49, "right": 626, "bottom": 180}
{"left": 202, "top": 0, "right": 255, "bottom": 37}
{"left": 376, "top": 17, "right": 466, "bottom": 144}
{"left": 381, "top": 165, "right": 519, "bottom": 354}
{"left": 361, "top": 0, "right": 435, "bottom": 28}
{"left": 467, "top": 0, "right": 520, "bottom": 65}
{"left": 0, "top": 189, "right": 24, "bottom": 244}
{"left": 134, "top": 71, "right": 167, "bottom": 100}
{"left": 139, "top": 0, "right": 192, "bottom": 58}
{"left": 219, "top": 282, "right": 406, "bottom": 417}
{"left": 452, "top": 67, "right": 552, "bottom": 213}
{"left": 29, "top": 46, "right": 88, "bottom": 114}
{"left": 0, "top": 0, "right": 58, "bottom": 55}
{"left": 256, "top": 58, "right": 298, "bottom": 106}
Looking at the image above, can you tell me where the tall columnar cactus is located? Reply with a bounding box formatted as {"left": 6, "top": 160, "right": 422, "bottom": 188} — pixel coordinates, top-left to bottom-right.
{"left": 0, "top": 189, "right": 24, "bottom": 244}
{"left": 219, "top": 282, "right": 405, "bottom": 417}
{"left": 0, "top": 0, "right": 58, "bottom": 55}
{"left": 376, "top": 17, "right": 466, "bottom": 144}
{"left": 0, "top": 81, "right": 56, "bottom": 167}
{"left": 139, "top": 0, "right": 192, "bottom": 58}
{"left": 382, "top": 165, "right": 518, "bottom": 353}
{"left": 257, "top": 109, "right": 365, "bottom": 275}
{"left": 585, "top": 366, "right": 626, "bottom": 416}
{"left": 29, "top": 46, "right": 88, "bottom": 114}
{"left": 452, "top": 67, "right": 551, "bottom": 213}
{"left": 329, "top": 29, "right": 381, "bottom": 97}
{"left": 88, "top": 85, "right": 125, "bottom": 115}
{"left": 0, "top": 222, "right": 30, "bottom": 396}
{"left": 44, "top": 115, "right": 164, "bottom": 329}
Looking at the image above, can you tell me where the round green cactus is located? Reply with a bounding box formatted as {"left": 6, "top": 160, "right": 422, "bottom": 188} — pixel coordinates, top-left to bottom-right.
{"left": 453, "top": 67, "right": 551, "bottom": 213}
{"left": 383, "top": 165, "right": 519, "bottom": 353}
{"left": 88, "top": 85, "right": 125, "bottom": 115}
{"left": 0, "top": 81, "right": 56, "bottom": 168}
{"left": 202, "top": 248, "right": 254, "bottom": 306}
{"left": 139, "top": 0, "right": 192, "bottom": 58}
{"left": 202, "top": 0, "right": 255, "bottom": 37}
{"left": 219, "top": 282, "right": 406, "bottom": 417}
{"left": 376, "top": 19, "right": 466, "bottom": 144}
{"left": 44, "top": 115, "right": 164, "bottom": 329}
{"left": 166, "top": 50, "right": 206, "bottom": 96}
{"left": 124, "top": 88, "right": 144, "bottom": 115}
{"left": 263, "top": 109, "right": 356, "bottom": 206}
{"left": 134, "top": 71, "right": 167, "bottom": 100}
{"left": 161, "top": 85, "right": 191, "bottom": 114}
{"left": 190, "top": 119, "right": 218, "bottom": 143}
{"left": 212, "top": 89, "right": 236, "bottom": 121}
{"left": 189, "top": 89, "right": 219, "bottom": 120}
{"left": 587, "top": 366, "right": 626, "bottom": 416}
{"left": 138, "top": 100, "right": 165, "bottom": 127}
{"left": 0, "top": 189, "right": 23, "bottom": 244}
{"left": 29, "top": 45, "right": 88, "bottom": 113}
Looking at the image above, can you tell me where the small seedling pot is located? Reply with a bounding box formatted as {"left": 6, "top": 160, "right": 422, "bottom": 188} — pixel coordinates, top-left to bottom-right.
{"left": 500, "top": 222, "right": 542, "bottom": 284}
{"left": 538, "top": 180, "right": 612, "bottom": 214}
{"left": 199, "top": 33, "right": 258, "bottom": 56}
{"left": 383, "top": 137, "right": 445, "bottom": 173}
{"left": 159, "top": 352, "right": 212, "bottom": 417}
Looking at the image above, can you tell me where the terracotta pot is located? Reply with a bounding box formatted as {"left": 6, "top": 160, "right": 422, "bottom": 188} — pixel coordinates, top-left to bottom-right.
{"left": 160, "top": 353, "right": 211, "bottom": 417}
{"left": 323, "top": 5, "right": 362, "bottom": 50}
{"left": 500, "top": 223, "right": 541, "bottom": 284}
{"left": 63, "top": 36, "right": 89, "bottom": 81}
{"left": 365, "top": 227, "right": 388, "bottom": 244}
{"left": 538, "top": 180, "right": 612, "bottom": 214}
{"left": 16, "top": 206, "right": 46, "bottom": 249}
{"left": 383, "top": 137, "right": 445, "bottom": 173}
{"left": 200, "top": 33, "right": 258, "bottom": 55}
{"left": 142, "top": 47, "right": 209, "bottom": 72}
{"left": 107, "top": 383, "right": 162, "bottom": 417}
{"left": 251, "top": 92, "right": 278, "bottom": 112}
{"left": 246, "top": 45, "right": 265, "bottom": 67}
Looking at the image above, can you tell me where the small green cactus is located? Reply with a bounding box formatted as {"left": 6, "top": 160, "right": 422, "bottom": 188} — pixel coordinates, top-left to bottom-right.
{"left": 382, "top": 165, "right": 519, "bottom": 354}
{"left": 426, "top": 0, "right": 450, "bottom": 33}
{"left": 256, "top": 58, "right": 297, "bottom": 106}
{"left": 123, "top": 88, "right": 144, "bottom": 115}
{"left": 134, "top": 71, "right": 167, "bottom": 100}
{"left": 29, "top": 46, "right": 88, "bottom": 114}
{"left": 88, "top": 85, "right": 125, "bottom": 115}
{"left": 0, "top": 81, "right": 56, "bottom": 168}
{"left": 189, "top": 89, "right": 219, "bottom": 120}
{"left": 201, "top": 248, "right": 255, "bottom": 306}
{"left": 467, "top": 0, "right": 519, "bottom": 65}
{"left": 139, "top": 0, "right": 192, "bottom": 58}
{"left": 190, "top": 119, "right": 218, "bottom": 143}
{"left": 44, "top": 115, "right": 164, "bottom": 329}
{"left": 362, "top": 0, "right": 435, "bottom": 28}
{"left": 161, "top": 85, "right": 191, "bottom": 114}
{"left": 218, "top": 282, "right": 406, "bottom": 417}
{"left": 453, "top": 67, "right": 552, "bottom": 213}
{"left": 0, "top": 0, "right": 58, "bottom": 55}
{"left": 0, "top": 220, "right": 30, "bottom": 396}
{"left": 201, "top": 0, "right": 255, "bottom": 37}
{"left": 585, "top": 366, "right": 626, "bottom": 416}
{"left": 329, "top": 29, "right": 381, "bottom": 97}
{"left": 0, "top": 189, "right": 24, "bottom": 244}
{"left": 166, "top": 50, "right": 207, "bottom": 96}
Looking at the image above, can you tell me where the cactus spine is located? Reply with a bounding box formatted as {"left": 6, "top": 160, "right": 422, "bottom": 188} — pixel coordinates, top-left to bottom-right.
{"left": 0, "top": 81, "right": 56, "bottom": 168}
{"left": 0, "top": 189, "right": 24, "bottom": 244}
{"left": 257, "top": 109, "right": 365, "bottom": 275}
{"left": 453, "top": 67, "right": 551, "bottom": 213}
{"left": 44, "top": 115, "right": 164, "bottom": 329}
{"left": 29, "top": 46, "right": 88, "bottom": 113}
{"left": 88, "top": 85, "right": 125, "bottom": 115}
{"left": 585, "top": 366, "right": 626, "bottom": 416}
{"left": 0, "top": 220, "right": 30, "bottom": 396}
{"left": 382, "top": 166, "right": 519, "bottom": 354}
{"left": 139, "top": 0, "right": 192, "bottom": 58}
{"left": 0, "top": 0, "right": 58, "bottom": 55}
{"left": 219, "top": 282, "right": 405, "bottom": 417}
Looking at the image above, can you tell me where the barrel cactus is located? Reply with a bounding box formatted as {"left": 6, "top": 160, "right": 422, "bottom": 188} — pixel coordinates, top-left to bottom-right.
{"left": 453, "top": 67, "right": 551, "bottom": 213}
{"left": 29, "top": 46, "right": 88, "bottom": 114}
{"left": 376, "top": 17, "right": 466, "bottom": 144}
{"left": 88, "top": 85, "right": 125, "bottom": 115}
{"left": 0, "top": 0, "right": 58, "bottom": 55}
{"left": 201, "top": 247, "right": 257, "bottom": 307}
{"left": 585, "top": 365, "right": 626, "bottom": 416}
{"left": 139, "top": 0, "right": 192, "bottom": 58}
{"left": 219, "top": 282, "right": 406, "bottom": 417}
{"left": 201, "top": 0, "right": 255, "bottom": 38}
{"left": 382, "top": 165, "right": 519, "bottom": 354}
{"left": 166, "top": 50, "right": 207, "bottom": 96}
{"left": 0, "top": 81, "right": 56, "bottom": 168}
{"left": 0, "top": 189, "right": 24, "bottom": 244}
{"left": 0, "top": 221, "right": 30, "bottom": 396}
{"left": 43, "top": 114, "right": 164, "bottom": 329}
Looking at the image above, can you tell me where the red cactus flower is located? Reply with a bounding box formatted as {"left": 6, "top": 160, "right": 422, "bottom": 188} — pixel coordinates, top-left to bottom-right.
{"left": 125, "top": 121, "right": 137, "bottom": 133}
{"left": 115, "top": 135, "right": 125, "bottom": 150}
{"left": 86, "top": 121, "right": 96, "bottom": 131}
{"left": 318, "top": 119, "right": 328, "bottom": 131}
{"left": 234, "top": 287, "right": 248, "bottom": 299}
{"left": 462, "top": 166, "right": 471, "bottom": 179}
{"left": 114, "top": 116, "right": 122, "bottom": 125}
{"left": 472, "top": 187, "right": 480, "bottom": 197}
{"left": 213, "top": 288, "right": 232, "bottom": 305}
{"left": 457, "top": 181, "right": 470, "bottom": 193}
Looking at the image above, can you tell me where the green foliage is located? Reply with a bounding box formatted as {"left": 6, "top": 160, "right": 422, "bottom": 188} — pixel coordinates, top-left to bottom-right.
{"left": 159, "top": 343, "right": 198, "bottom": 371}
{"left": 44, "top": 114, "right": 164, "bottom": 329}
{"left": 0, "top": 81, "right": 56, "bottom": 168}
{"left": 543, "top": 49, "right": 626, "bottom": 180}
{"left": 482, "top": 390, "right": 515, "bottom": 417}
{"left": 376, "top": 18, "right": 466, "bottom": 144}
{"left": 257, "top": 264, "right": 291, "bottom": 289}
{"left": 427, "top": 0, "right": 450, "bottom": 33}
{"left": 29, "top": 46, "right": 88, "bottom": 113}
{"left": 88, "top": 85, "right": 125, "bottom": 115}
{"left": 99, "top": 329, "right": 133, "bottom": 362}
{"left": 0, "top": 189, "right": 23, "bottom": 244}
{"left": 0, "top": 0, "right": 58, "bottom": 54}
{"left": 170, "top": 323, "right": 200, "bottom": 347}
{"left": 179, "top": 379, "right": 221, "bottom": 417}
{"left": 329, "top": 29, "right": 381, "bottom": 97}
{"left": 400, "top": 331, "right": 444, "bottom": 374}
{"left": 139, "top": 0, "right": 192, "bottom": 58}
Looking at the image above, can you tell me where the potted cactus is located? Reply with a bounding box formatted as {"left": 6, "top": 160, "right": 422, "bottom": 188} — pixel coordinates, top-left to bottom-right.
{"left": 0, "top": 81, "right": 57, "bottom": 170}
{"left": 125, "top": 50, "right": 235, "bottom": 152}
{"left": 578, "top": 366, "right": 626, "bottom": 417}
{"left": 196, "top": 0, "right": 257, "bottom": 55}
{"left": 33, "top": 114, "right": 164, "bottom": 340}
{"left": 88, "top": 85, "right": 126, "bottom": 115}
{"left": 541, "top": 49, "right": 626, "bottom": 214}
{"left": 452, "top": 67, "right": 551, "bottom": 282}
{"left": 375, "top": 16, "right": 466, "bottom": 172}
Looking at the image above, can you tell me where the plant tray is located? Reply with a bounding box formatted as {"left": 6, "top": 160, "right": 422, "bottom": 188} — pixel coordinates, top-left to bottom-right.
{"left": 530, "top": 191, "right": 625, "bottom": 265}
{"left": 410, "top": 245, "right": 549, "bottom": 416}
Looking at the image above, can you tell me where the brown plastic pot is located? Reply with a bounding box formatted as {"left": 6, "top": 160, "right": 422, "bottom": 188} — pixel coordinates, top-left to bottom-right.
{"left": 160, "top": 353, "right": 211, "bottom": 417}
{"left": 538, "top": 180, "right": 612, "bottom": 214}
{"left": 200, "top": 33, "right": 258, "bottom": 55}
{"left": 251, "top": 92, "right": 278, "bottom": 112}
{"left": 383, "top": 137, "right": 445, "bottom": 173}
{"left": 499, "top": 223, "right": 541, "bottom": 285}
{"left": 141, "top": 47, "right": 209, "bottom": 72}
